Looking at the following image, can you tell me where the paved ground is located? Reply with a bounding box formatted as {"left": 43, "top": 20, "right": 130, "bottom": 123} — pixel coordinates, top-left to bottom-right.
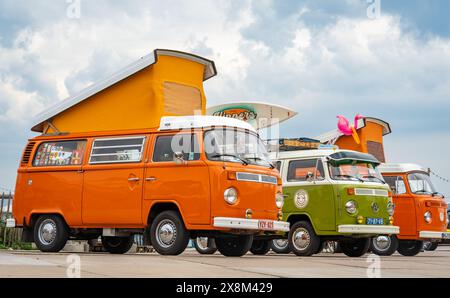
{"left": 1, "top": 246, "right": 450, "bottom": 278}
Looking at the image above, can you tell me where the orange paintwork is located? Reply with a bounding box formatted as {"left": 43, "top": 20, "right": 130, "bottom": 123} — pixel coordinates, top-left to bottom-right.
{"left": 13, "top": 127, "right": 280, "bottom": 231}
{"left": 335, "top": 121, "right": 385, "bottom": 157}
{"left": 383, "top": 172, "right": 448, "bottom": 240}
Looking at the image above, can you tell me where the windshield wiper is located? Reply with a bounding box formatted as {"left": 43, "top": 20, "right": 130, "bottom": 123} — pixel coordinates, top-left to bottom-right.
{"left": 335, "top": 174, "right": 364, "bottom": 183}
{"left": 364, "top": 175, "right": 386, "bottom": 184}
{"left": 414, "top": 189, "right": 432, "bottom": 194}
{"left": 210, "top": 154, "right": 249, "bottom": 165}
{"left": 432, "top": 192, "right": 444, "bottom": 197}
{"left": 244, "top": 156, "right": 275, "bottom": 169}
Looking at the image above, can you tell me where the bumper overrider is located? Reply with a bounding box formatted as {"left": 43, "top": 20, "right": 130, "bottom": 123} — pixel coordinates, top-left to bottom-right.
{"left": 419, "top": 231, "right": 450, "bottom": 240}
{"left": 338, "top": 224, "right": 399, "bottom": 235}
{"left": 213, "top": 217, "right": 290, "bottom": 232}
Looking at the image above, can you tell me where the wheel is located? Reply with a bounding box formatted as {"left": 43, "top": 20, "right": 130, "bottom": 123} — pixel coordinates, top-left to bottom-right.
{"left": 194, "top": 237, "right": 217, "bottom": 255}
{"left": 215, "top": 235, "right": 253, "bottom": 257}
{"left": 150, "top": 211, "right": 190, "bottom": 255}
{"left": 33, "top": 215, "right": 69, "bottom": 252}
{"left": 101, "top": 236, "right": 134, "bottom": 254}
{"left": 397, "top": 240, "right": 423, "bottom": 256}
{"left": 423, "top": 241, "right": 439, "bottom": 251}
{"left": 340, "top": 238, "right": 370, "bottom": 257}
{"left": 271, "top": 239, "right": 292, "bottom": 254}
{"left": 320, "top": 241, "right": 339, "bottom": 254}
{"left": 288, "top": 221, "right": 320, "bottom": 256}
{"left": 370, "top": 235, "right": 399, "bottom": 256}
{"left": 250, "top": 240, "right": 271, "bottom": 255}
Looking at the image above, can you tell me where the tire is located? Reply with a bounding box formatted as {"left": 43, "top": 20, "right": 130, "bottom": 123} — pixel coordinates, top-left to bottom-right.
{"left": 370, "top": 235, "right": 399, "bottom": 256}
{"left": 271, "top": 239, "right": 292, "bottom": 254}
{"left": 250, "top": 240, "right": 271, "bottom": 255}
{"left": 215, "top": 235, "right": 254, "bottom": 257}
{"left": 150, "top": 211, "right": 190, "bottom": 255}
{"left": 340, "top": 238, "right": 370, "bottom": 257}
{"left": 33, "top": 215, "right": 69, "bottom": 252}
{"left": 320, "top": 241, "right": 339, "bottom": 254}
{"left": 288, "top": 221, "right": 320, "bottom": 256}
{"left": 424, "top": 241, "right": 439, "bottom": 251}
{"left": 397, "top": 240, "right": 423, "bottom": 256}
{"left": 194, "top": 237, "right": 217, "bottom": 255}
{"left": 101, "top": 236, "right": 134, "bottom": 254}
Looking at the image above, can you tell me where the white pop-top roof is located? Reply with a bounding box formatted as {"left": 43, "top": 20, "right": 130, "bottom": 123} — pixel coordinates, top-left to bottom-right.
{"left": 159, "top": 116, "right": 256, "bottom": 132}
{"left": 31, "top": 49, "right": 217, "bottom": 132}
{"left": 378, "top": 163, "right": 428, "bottom": 174}
{"left": 206, "top": 101, "right": 298, "bottom": 130}
{"left": 316, "top": 117, "right": 392, "bottom": 144}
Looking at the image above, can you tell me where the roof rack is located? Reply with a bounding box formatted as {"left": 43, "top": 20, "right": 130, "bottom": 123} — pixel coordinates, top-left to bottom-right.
{"left": 265, "top": 138, "right": 338, "bottom": 152}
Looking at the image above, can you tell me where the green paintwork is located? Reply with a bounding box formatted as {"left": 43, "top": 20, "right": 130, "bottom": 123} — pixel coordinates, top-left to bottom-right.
{"left": 282, "top": 183, "right": 392, "bottom": 236}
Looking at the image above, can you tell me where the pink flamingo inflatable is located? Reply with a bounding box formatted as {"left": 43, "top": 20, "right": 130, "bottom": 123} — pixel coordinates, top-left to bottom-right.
{"left": 337, "top": 114, "right": 364, "bottom": 144}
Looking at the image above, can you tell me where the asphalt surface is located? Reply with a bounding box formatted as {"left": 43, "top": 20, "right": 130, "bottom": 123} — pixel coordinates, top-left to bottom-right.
{"left": 1, "top": 246, "right": 449, "bottom": 278}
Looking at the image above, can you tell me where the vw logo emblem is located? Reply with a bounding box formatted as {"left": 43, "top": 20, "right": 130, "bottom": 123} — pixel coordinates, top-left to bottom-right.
{"left": 372, "top": 202, "right": 379, "bottom": 213}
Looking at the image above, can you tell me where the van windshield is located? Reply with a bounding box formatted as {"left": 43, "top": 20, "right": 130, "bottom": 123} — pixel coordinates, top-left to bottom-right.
{"left": 328, "top": 161, "right": 385, "bottom": 183}
{"left": 408, "top": 172, "right": 436, "bottom": 195}
{"left": 204, "top": 128, "right": 273, "bottom": 168}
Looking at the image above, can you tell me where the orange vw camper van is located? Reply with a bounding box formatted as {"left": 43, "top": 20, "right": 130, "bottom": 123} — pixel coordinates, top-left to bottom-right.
{"left": 12, "top": 116, "right": 288, "bottom": 256}
{"left": 371, "top": 163, "right": 449, "bottom": 256}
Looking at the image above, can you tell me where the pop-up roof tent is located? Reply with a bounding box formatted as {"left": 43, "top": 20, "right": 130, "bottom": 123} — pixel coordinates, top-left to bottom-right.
{"left": 32, "top": 49, "right": 217, "bottom": 134}
{"left": 315, "top": 117, "right": 392, "bottom": 163}
{"left": 206, "top": 101, "right": 297, "bottom": 130}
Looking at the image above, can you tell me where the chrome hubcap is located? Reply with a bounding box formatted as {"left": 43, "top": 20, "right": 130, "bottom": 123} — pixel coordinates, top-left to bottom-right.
{"left": 156, "top": 220, "right": 177, "bottom": 248}
{"left": 196, "top": 237, "right": 209, "bottom": 250}
{"left": 273, "top": 239, "right": 289, "bottom": 249}
{"left": 292, "top": 228, "right": 310, "bottom": 251}
{"left": 38, "top": 219, "right": 57, "bottom": 245}
{"left": 374, "top": 236, "right": 391, "bottom": 251}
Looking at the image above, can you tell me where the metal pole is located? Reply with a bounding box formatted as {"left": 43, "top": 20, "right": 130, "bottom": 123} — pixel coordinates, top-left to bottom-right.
{"left": 0, "top": 192, "right": 4, "bottom": 223}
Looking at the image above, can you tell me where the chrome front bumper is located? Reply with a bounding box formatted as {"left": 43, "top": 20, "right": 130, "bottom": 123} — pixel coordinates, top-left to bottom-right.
{"left": 213, "top": 217, "right": 290, "bottom": 232}
{"left": 338, "top": 224, "right": 399, "bottom": 235}
{"left": 419, "top": 231, "right": 450, "bottom": 239}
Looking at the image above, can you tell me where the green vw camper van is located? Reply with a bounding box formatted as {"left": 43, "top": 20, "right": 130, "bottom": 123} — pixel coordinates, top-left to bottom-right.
{"left": 269, "top": 148, "right": 399, "bottom": 257}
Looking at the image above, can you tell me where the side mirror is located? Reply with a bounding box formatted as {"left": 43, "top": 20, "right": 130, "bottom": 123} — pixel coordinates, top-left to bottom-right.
{"left": 389, "top": 185, "right": 397, "bottom": 194}
{"left": 173, "top": 152, "right": 186, "bottom": 165}
{"left": 306, "top": 172, "right": 314, "bottom": 182}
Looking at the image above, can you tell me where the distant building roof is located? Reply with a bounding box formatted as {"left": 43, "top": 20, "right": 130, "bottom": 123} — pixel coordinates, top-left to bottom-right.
{"left": 32, "top": 49, "right": 217, "bottom": 132}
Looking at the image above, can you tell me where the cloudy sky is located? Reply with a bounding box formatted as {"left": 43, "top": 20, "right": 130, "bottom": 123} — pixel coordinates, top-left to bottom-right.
{"left": 0, "top": 0, "right": 449, "bottom": 199}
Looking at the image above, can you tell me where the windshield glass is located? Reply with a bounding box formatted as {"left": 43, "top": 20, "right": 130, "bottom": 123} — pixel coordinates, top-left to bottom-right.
{"left": 408, "top": 172, "right": 436, "bottom": 194}
{"left": 328, "top": 161, "right": 385, "bottom": 183}
{"left": 204, "top": 128, "right": 272, "bottom": 167}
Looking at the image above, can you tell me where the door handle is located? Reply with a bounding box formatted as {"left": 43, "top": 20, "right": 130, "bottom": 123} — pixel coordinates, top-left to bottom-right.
{"left": 145, "top": 177, "right": 157, "bottom": 181}
{"left": 128, "top": 177, "right": 140, "bottom": 182}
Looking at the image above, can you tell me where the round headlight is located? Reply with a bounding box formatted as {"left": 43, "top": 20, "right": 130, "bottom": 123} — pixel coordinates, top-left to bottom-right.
{"left": 345, "top": 201, "right": 358, "bottom": 215}
{"left": 387, "top": 201, "right": 395, "bottom": 216}
{"left": 424, "top": 211, "right": 432, "bottom": 223}
{"left": 276, "top": 192, "right": 284, "bottom": 209}
{"left": 224, "top": 188, "right": 238, "bottom": 205}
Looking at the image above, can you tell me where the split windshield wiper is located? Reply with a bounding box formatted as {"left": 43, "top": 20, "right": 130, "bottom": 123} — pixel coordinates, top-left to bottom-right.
{"left": 210, "top": 154, "right": 249, "bottom": 165}
{"left": 364, "top": 175, "right": 386, "bottom": 184}
{"left": 335, "top": 174, "right": 364, "bottom": 183}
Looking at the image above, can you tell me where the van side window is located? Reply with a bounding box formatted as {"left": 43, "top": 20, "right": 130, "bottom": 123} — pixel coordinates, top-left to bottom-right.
{"left": 33, "top": 140, "right": 86, "bottom": 167}
{"left": 287, "top": 159, "right": 325, "bottom": 182}
{"left": 153, "top": 134, "right": 200, "bottom": 162}
{"left": 383, "top": 176, "right": 407, "bottom": 194}
{"left": 89, "top": 136, "right": 146, "bottom": 164}
{"left": 275, "top": 161, "right": 282, "bottom": 172}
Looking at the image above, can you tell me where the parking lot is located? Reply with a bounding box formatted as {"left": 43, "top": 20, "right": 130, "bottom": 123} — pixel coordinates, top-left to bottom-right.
{"left": 1, "top": 246, "right": 450, "bottom": 278}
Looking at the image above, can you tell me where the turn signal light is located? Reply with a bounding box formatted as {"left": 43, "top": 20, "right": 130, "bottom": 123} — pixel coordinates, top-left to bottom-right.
{"left": 227, "top": 171, "right": 237, "bottom": 180}
{"left": 357, "top": 216, "right": 364, "bottom": 224}
{"left": 347, "top": 188, "right": 355, "bottom": 195}
{"left": 277, "top": 177, "right": 282, "bottom": 186}
{"left": 389, "top": 216, "right": 394, "bottom": 225}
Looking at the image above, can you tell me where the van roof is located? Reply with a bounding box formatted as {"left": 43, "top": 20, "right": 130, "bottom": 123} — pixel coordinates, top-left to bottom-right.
{"left": 379, "top": 163, "right": 428, "bottom": 174}
{"left": 269, "top": 149, "right": 380, "bottom": 164}
{"left": 31, "top": 49, "right": 217, "bottom": 132}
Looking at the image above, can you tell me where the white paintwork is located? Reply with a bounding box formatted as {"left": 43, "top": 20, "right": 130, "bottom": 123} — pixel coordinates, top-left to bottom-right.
{"left": 269, "top": 149, "right": 341, "bottom": 160}
{"left": 207, "top": 101, "right": 298, "bottom": 130}
{"left": 354, "top": 188, "right": 389, "bottom": 197}
{"left": 419, "top": 231, "right": 450, "bottom": 239}
{"left": 379, "top": 163, "right": 428, "bottom": 174}
{"left": 338, "top": 225, "right": 399, "bottom": 234}
{"left": 316, "top": 117, "right": 392, "bottom": 144}
{"left": 31, "top": 49, "right": 216, "bottom": 132}
{"left": 213, "top": 217, "right": 290, "bottom": 232}
{"left": 159, "top": 116, "right": 256, "bottom": 132}
{"left": 6, "top": 218, "right": 15, "bottom": 228}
